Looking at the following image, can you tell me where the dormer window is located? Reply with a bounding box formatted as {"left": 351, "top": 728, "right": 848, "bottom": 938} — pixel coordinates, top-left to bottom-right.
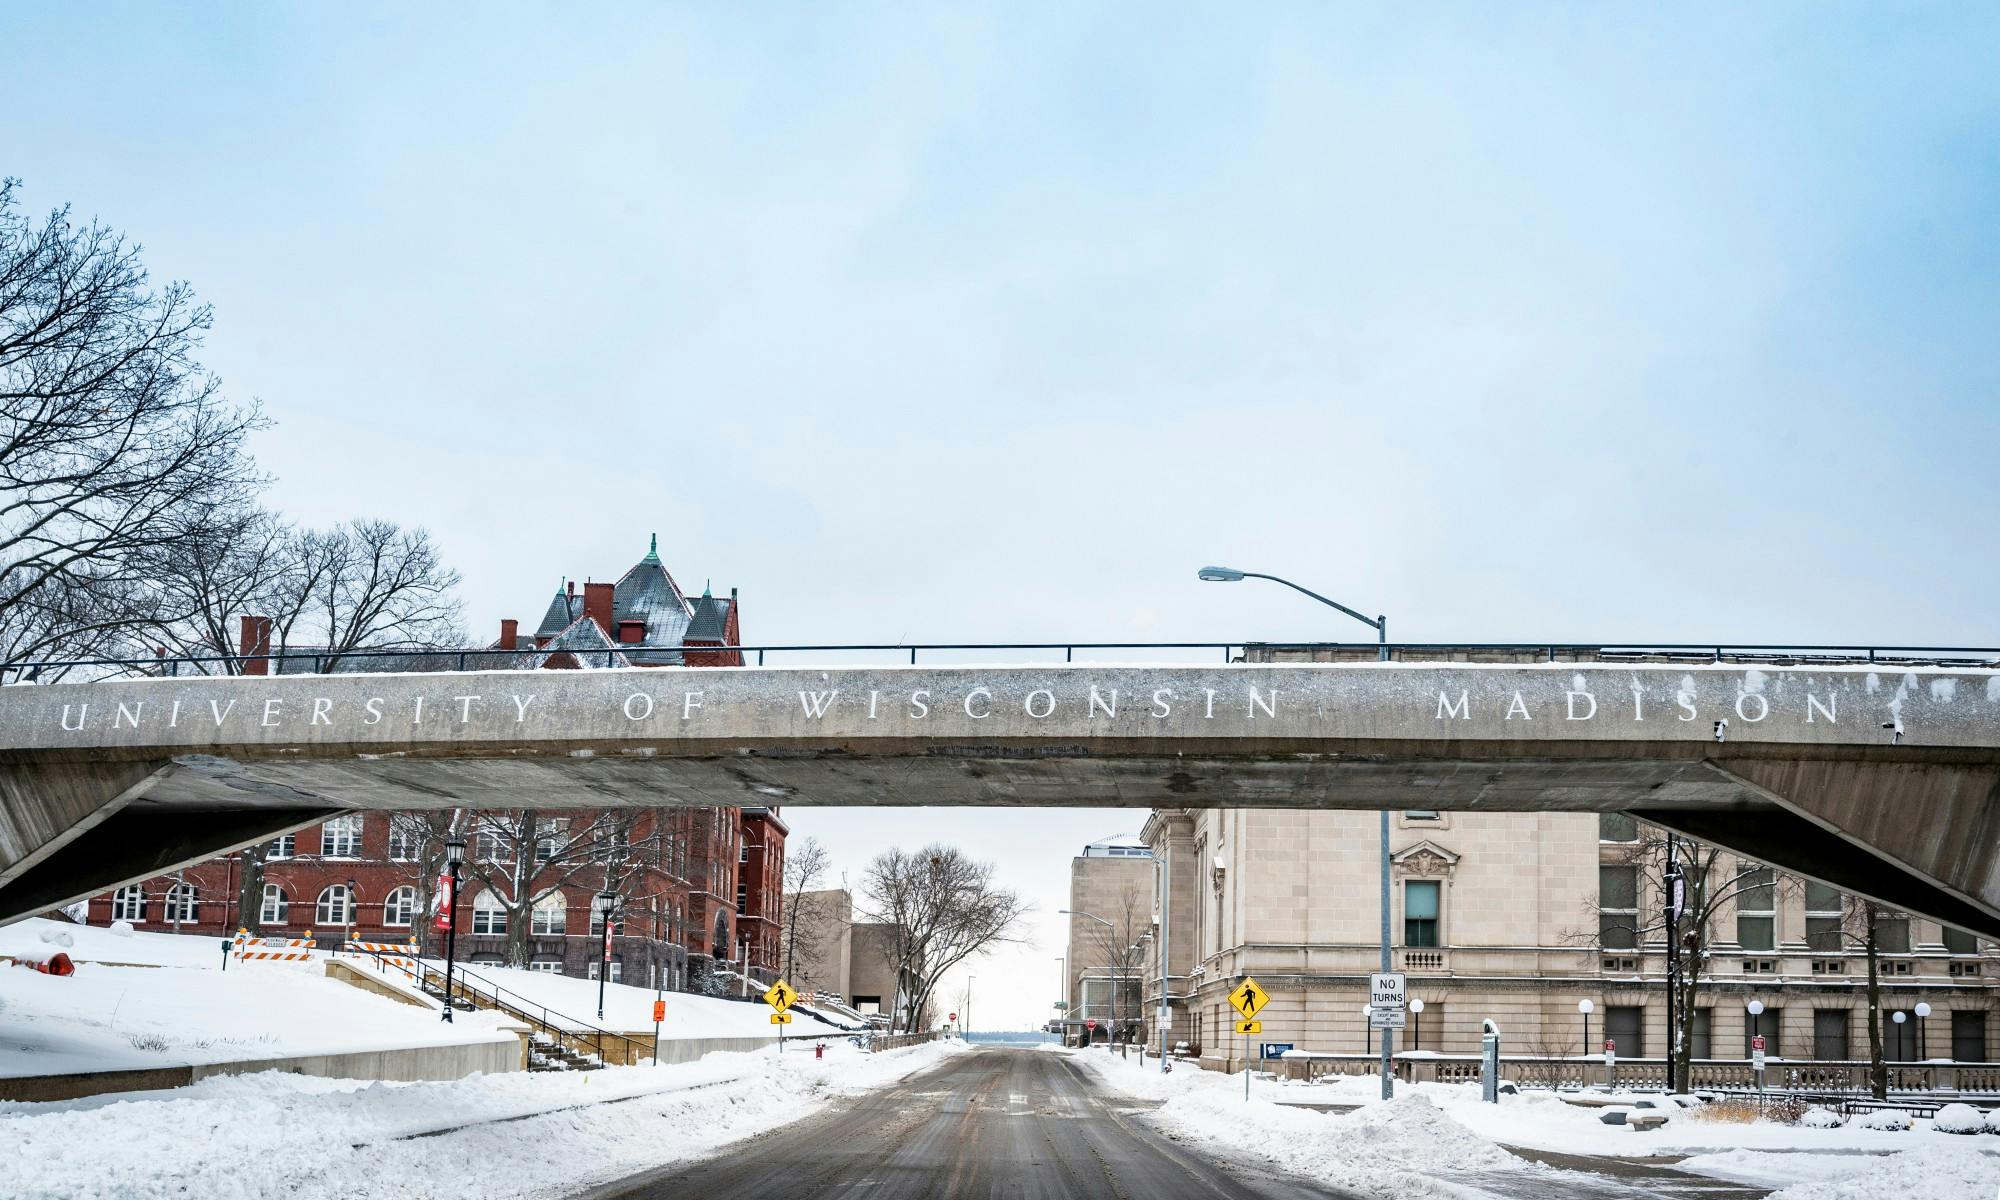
{"left": 617, "top": 619, "right": 646, "bottom": 644}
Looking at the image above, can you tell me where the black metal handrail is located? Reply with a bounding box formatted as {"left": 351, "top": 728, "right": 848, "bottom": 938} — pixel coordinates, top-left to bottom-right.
{"left": 346, "top": 946, "right": 653, "bottom": 1065}
{"left": 6, "top": 639, "right": 1999, "bottom": 680}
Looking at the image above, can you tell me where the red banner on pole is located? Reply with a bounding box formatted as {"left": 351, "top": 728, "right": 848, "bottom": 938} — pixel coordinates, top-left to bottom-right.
{"left": 432, "top": 872, "right": 454, "bottom": 931}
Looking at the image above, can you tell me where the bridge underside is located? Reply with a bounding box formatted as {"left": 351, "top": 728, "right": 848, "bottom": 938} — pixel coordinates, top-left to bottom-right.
{"left": 3, "top": 741, "right": 1996, "bottom": 936}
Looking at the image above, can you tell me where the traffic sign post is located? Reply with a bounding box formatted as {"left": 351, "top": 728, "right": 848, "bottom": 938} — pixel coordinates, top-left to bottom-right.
{"left": 1369, "top": 972, "right": 1407, "bottom": 1098}
{"left": 1751, "top": 1034, "right": 1766, "bottom": 1098}
{"left": 763, "top": 979, "right": 797, "bottom": 1052}
{"left": 1604, "top": 1038, "right": 1616, "bottom": 1089}
{"left": 1228, "top": 977, "right": 1268, "bottom": 1102}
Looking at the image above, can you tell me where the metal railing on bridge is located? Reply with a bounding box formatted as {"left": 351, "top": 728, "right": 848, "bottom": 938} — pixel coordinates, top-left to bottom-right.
{"left": 8, "top": 640, "right": 1999, "bottom": 682}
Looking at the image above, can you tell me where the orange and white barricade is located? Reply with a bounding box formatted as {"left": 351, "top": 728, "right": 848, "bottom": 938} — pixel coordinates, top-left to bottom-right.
{"left": 343, "top": 940, "right": 420, "bottom": 970}
{"left": 232, "top": 928, "right": 318, "bottom": 961}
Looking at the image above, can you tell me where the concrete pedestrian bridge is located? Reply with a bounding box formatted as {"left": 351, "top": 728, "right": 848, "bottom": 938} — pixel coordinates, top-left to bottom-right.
{"left": 3, "top": 656, "right": 1998, "bottom": 934}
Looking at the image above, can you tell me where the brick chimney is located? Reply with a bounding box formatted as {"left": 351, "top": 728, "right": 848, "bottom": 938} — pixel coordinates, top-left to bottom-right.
{"left": 499, "top": 618, "right": 518, "bottom": 651}
{"left": 583, "top": 582, "right": 615, "bottom": 636}
{"left": 239, "top": 615, "right": 272, "bottom": 676}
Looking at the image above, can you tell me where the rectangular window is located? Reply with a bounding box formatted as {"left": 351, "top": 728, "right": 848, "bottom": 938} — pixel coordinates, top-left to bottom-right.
{"left": 1690, "top": 1008, "right": 1712, "bottom": 1060}
{"left": 1599, "top": 865, "right": 1639, "bottom": 951}
{"left": 1604, "top": 1006, "right": 1645, "bottom": 1058}
{"left": 1952, "top": 1011, "right": 1987, "bottom": 1062}
{"left": 1735, "top": 867, "right": 1775, "bottom": 951}
{"left": 476, "top": 824, "right": 508, "bottom": 862}
{"left": 587, "top": 959, "right": 623, "bottom": 983}
{"left": 1745, "top": 1007, "right": 1781, "bottom": 1057}
{"left": 387, "top": 825, "right": 419, "bottom": 862}
{"left": 1813, "top": 1010, "right": 1850, "bottom": 1060}
{"left": 319, "top": 815, "right": 362, "bottom": 858}
{"left": 260, "top": 884, "right": 289, "bottom": 925}
{"left": 268, "top": 834, "right": 295, "bottom": 860}
{"left": 1403, "top": 881, "right": 1440, "bottom": 947}
{"left": 1876, "top": 916, "right": 1911, "bottom": 954}
{"left": 1943, "top": 927, "right": 1980, "bottom": 955}
{"left": 1598, "top": 812, "right": 1638, "bottom": 843}
{"left": 1403, "top": 810, "right": 1440, "bottom": 822}
{"left": 528, "top": 959, "right": 562, "bottom": 973}
{"left": 1804, "top": 882, "right": 1844, "bottom": 954}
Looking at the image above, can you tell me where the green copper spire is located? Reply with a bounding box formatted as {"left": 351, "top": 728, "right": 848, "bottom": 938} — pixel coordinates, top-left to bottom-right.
{"left": 643, "top": 533, "right": 659, "bottom": 563}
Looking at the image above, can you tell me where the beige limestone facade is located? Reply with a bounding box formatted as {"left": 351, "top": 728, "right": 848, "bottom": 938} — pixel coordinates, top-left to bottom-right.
{"left": 783, "top": 887, "right": 907, "bottom": 1021}
{"left": 1137, "top": 808, "right": 1998, "bottom": 1074}
{"left": 1062, "top": 836, "right": 1156, "bottom": 1044}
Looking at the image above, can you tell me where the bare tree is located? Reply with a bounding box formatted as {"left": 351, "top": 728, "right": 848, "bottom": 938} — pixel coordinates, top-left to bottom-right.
{"left": 1080, "top": 882, "right": 1152, "bottom": 1054}
{"left": 269, "top": 519, "right": 463, "bottom": 669}
{"left": 861, "top": 844, "right": 1030, "bottom": 1034}
{"left": 1582, "top": 824, "right": 1771, "bottom": 1091}
{"left": 461, "top": 809, "right": 655, "bottom": 969}
{"left": 135, "top": 502, "right": 293, "bottom": 672}
{"left": 0, "top": 179, "right": 265, "bottom": 676}
{"left": 781, "top": 836, "right": 835, "bottom": 989}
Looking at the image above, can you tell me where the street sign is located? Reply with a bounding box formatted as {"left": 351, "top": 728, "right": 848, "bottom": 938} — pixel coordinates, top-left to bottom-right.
{"left": 949, "top": 1012, "right": 958, "bottom": 1023}
{"left": 1085, "top": 1019, "right": 1098, "bottom": 1031}
{"left": 1260, "top": 1043, "right": 1293, "bottom": 1061}
{"left": 1158, "top": 1007, "right": 1174, "bottom": 1030}
{"left": 1367, "top": 1006, "right": 1407, "bottom": 1029}
{"left": 652, "top": 1000, "right": 666, "bottom": 1023}
{"left": 770, "top": 1012, "right": 793, "bottom": 1025}
{"left": 1235, "top": 1019, "right": 1262, "bottom": 1035}
{"left": 1751, "top": 1034, "right": 1766, "bottom": 1072}
{"left": 1603, "top": 1037, "right": 1616, "bottom": 1065}
{"left": 762, "top": 979, "right": 798, "bottom": 1012}
{"left": 1227, "top": 978, "right": 1269, "bottom": 1020}
{"left": 1369, "top": 972, "right": 1407, "bottom": 1009}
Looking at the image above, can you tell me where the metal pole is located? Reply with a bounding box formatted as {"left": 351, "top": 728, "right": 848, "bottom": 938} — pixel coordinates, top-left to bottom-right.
{"left": 1665, "top": 834, "right": 1679, "bottom": 1094}
{"left": 441, "top": 860, "right": 460, "bottom": 1023}
{"left": 1379, "top": 807, "right": 1393, "bottom": 1099}
{"left": 1159, "top": 853, "right": 1170, "bottom": 1073}
{"left": 598, "top": 915, "right": 611, "bottom": 1021}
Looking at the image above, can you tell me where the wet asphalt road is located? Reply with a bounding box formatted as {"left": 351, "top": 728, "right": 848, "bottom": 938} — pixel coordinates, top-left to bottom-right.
{"left": 575, "top": 1047, "right": 1768, "bottom": 1200}
{"left": 577, "top": 1046, "right": 1366, "bottom": 1200}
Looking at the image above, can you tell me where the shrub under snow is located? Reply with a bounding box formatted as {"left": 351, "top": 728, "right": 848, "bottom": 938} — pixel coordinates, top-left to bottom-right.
{"left": 1800, "top": 1106, "right": 1844, "bottom": 1128}
{"left": 1931, "top": 1104, "right": 1985, "bottom": 1135}
{"left": 107, "top": 920, "right": 135, "bottom": 937}
{"left": 1852, "top": 1108, "right": 1910, "bottom": 1131}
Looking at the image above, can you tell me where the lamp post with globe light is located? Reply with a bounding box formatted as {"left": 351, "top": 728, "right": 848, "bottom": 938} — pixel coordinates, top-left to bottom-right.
{"left": 1409, "top": 998, "right": 1425, "bottom": 1051}
{"left": 1915, "top": 1002, "right": 1932, "bottom": 1061}
{"left": 1199, "top": 566, "right": 1393, "bottom": 1101}
{"left": 1578, "top": 999, "right": 1594, "bottom": 1072}
{"left": 439, "top": 837, "right": 465, "bottom": 1023}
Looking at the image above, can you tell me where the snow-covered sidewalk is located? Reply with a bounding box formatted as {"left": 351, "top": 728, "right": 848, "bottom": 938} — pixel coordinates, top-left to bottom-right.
{"left": 1062, "top": 1048, "right": 2000, "bottom": 1200}
{"left": 0, "top": 1036, "right": 968, "bottom": 1199}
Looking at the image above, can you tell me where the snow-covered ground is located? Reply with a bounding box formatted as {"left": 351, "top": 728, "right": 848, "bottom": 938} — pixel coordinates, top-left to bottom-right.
{"left": 1064, "top": 1048, "right": 2000, "bottom": 1200}
{"left": 0, "top": 921, "right": 515, "bottom": 1078}
{"left": 0, "top": 1035, "right": 968, "bottom": 1199}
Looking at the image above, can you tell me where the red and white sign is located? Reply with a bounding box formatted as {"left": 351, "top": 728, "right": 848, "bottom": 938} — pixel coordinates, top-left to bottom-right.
{"left": 949, "top": 1013, "right": 958, "bottom": 1022}
{"left": 1086, "top": 1019, "right": 1098, "bottom": 1031}
{"left": 431, "top": 873, "right": 454, "bottom": 931}
{"left": 1751, "top": 1035, "right": 1766, "bottom": 1052}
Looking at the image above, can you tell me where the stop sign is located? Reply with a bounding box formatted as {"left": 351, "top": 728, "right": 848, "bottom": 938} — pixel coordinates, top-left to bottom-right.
{"left": 949, "top": 1013, "right": 958, "bottom": 1022}
{"left": 1086, "top": 1019, "right": 1097, "bottom": 1030}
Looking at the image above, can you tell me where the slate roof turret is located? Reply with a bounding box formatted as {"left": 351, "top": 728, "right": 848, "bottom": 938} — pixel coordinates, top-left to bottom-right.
{"left": 534, "top": 585, "right": 577, "bottom": 641}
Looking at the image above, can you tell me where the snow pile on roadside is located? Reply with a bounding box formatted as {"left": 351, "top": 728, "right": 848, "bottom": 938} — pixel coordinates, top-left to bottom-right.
{"left": 0, "top": 956, "right": 513, "bottom": 1078}
{"left": 1150, "top": 1089, "right": 1520, "bottom": 1197}
{"left": 0, "top": 1036, "right": 968, "bottom": 1199}
{"left": 1763, "top": 1145, "right": 2000, "bottom": 1200}
{"left": 0, "top": 917, "right": 227, "bottom": 968}
{"left": 425, "top": 960, "right": 859, "bottom": 1038}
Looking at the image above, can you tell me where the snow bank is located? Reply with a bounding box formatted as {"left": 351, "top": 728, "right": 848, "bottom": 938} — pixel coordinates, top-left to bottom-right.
{"left": 425, "top": 960, "right": 859, "bottom": 1038}
{"left": 1763, "top": 1145, "right": 2000, "bottom": 1200}
{"left": 0, "top": 1035, "right": 969, "bottom": 1199}
{"left": 0, "top": 955, "right": 511, "bottom": 1078}
{"left": 0, "top": 918, "right": 227, "bottom": 968}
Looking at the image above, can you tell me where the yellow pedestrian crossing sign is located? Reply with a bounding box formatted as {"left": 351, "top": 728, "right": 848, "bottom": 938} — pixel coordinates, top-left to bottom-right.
{"left": 763, "top": 979, "right": 798, "bottom": 1012}
{"left": 1227, "top": 977, "right": 1269, "bottom": 1020}
{"left": 770, "top": 1012, "right": 794, "bottom": 1025}
{"left": 1235, "top": 1019, "right": 1262, "bottom": 1035}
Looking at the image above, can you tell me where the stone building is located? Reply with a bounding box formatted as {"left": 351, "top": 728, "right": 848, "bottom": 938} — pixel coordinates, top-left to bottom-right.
{"left": 783, "top": 888, "right": 910, "bottom": 1023}
{"left": 80, "top": 538, "right": 787, "bottom": 992}
{"left": 1139, "top": 807, "right": 1997, "bottom": 1073}
{"left": 1062, "top": 834, "right": 1156, "bottom": 1045}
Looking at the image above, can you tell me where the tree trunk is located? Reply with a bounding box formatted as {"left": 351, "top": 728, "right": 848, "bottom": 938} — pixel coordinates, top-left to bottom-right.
{"left": 1865, "top": 902, "right": 1887, "bottom": 1099}
{"left": 235, "top": 843, "right": 269, "bottom": 934}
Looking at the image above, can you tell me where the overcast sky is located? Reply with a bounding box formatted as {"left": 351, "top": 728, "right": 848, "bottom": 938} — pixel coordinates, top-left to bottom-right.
{"left": 5, "top": 4, "right": 1996, "bottom": 1028}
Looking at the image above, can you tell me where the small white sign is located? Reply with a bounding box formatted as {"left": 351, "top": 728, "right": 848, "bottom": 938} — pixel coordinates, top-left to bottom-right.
{"left": 1158, "top": 1007, "right": 1174, "bottom": 1030}
{"left": 1368, "top": 1006, "right": 1407, "bottom": 1029}
{"left": 1752, "top": 1049, "right": 1766, "bottom": 1072}
{"left": 1369, "top": 972, "right": 1407, "bottom": 1009}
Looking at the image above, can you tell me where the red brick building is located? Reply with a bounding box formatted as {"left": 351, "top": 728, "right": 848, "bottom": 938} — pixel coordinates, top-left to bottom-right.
{"left": 81, "top": 538, "right": 786, "bottom": 993}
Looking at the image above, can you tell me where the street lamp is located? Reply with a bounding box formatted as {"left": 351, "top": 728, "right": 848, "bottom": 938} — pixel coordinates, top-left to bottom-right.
{"left": 1410, "top": 998, "right": 1425, "bottom": 1051}
{"left": 1061, "top": 909, "right": 1119, "bottom": 1053}
{"left": 439, "top": 837, "right": 466, "bottom": 1023}
{"left": 1200, "top": 565, "right": 1393, "bottom": 1101}
{"left": 346, "top": 876, "right": 358, "bottom": 952}
{"left": 595, "top": 891, "right": 619, "bottom": 1021}
{"left": 1053, "top": 955, "right": 1066, "bottom": 1045}
{"left": 1915, "top": 1002, "right": 1932, "bottom": 1061}
{"left": 1578, "top": 999, "right": 1594, "bottom": 1061}
{"left": 1361, "top": 1003, "right": 1375, "bottom": 1058}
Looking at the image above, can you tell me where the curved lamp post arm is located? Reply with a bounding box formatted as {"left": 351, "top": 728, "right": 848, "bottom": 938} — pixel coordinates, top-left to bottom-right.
{"left": 1238, "top": 572, "right": 1384, "bottom": 642}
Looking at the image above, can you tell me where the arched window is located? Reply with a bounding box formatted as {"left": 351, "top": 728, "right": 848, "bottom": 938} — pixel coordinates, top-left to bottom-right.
{"left": 531, "top": 892, "right": 566, "bottom": 936}
{"left": 260, "top": 884, "right": 289, "bottom": 924}
{"left": 472, "top": 891, "right": 508, "bottom": 935}
{"left": 164, "top": 883, "right": 197, "bottom": 923}
{"left": 111, "top": 885, "right": 146, "bottom": 923}
{"left": 711, "top": 910, "right": 730, "bottom": 959}
{"left": 383, "top": 886, "right": 417, "bottom": 927}
{"left": 316, "top": 883, "right": 352, "bottom": 926}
